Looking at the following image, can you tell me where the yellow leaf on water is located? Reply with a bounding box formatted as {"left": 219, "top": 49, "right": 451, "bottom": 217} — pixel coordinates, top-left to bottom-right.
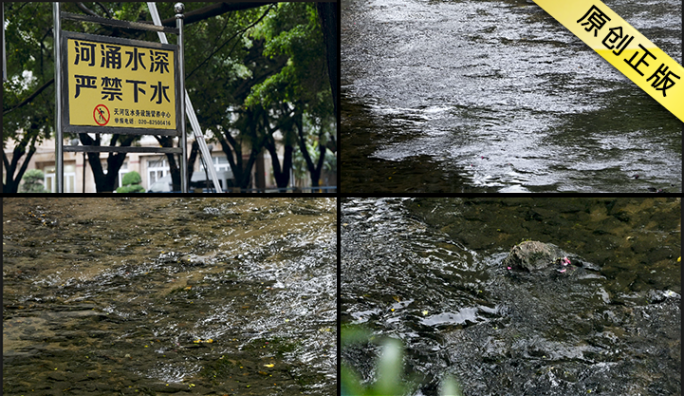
{"left": 392, "top": 296, "right": 401, "bottom": 303}
{"left": 206, "top": 339, "right": 213, "bottom": 343}
{"left": 264, "top": 363, "right": 275, "bottom": 368}
{"left": 185, "top": 286, "right": 192, "bottom": 290}
{"left": 678, "top": 257, "right": 681, "bottom": 262}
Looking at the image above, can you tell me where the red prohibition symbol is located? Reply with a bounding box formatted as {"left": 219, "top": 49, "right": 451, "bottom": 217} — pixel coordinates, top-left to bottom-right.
{"left": 93, "top": 104, "right": 110, "bottom": 126}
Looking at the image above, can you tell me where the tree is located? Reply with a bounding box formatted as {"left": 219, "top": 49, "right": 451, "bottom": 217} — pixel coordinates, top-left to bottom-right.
{"left": 3, "top": 3, "right": 57, "bottom": 192}
{"left": 246, "top": 2, "right": 336, "bottom": 188}
{"left": 185, "top": 3, "right": 283, "bottom": 190}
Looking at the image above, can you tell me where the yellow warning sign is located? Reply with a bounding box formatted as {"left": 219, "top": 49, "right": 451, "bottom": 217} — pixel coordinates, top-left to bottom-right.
{"left": 533, "top": 0, "right": 684, "bottom": 123}
{"left": 65, "top": 34, "right": 177, "bottom": 129}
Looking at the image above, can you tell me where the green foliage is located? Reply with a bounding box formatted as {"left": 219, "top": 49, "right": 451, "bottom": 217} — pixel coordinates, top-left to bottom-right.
{"left": 341, "top": 325, "right": 463, "bottom": 396}
{"left": 3, "top": 3, "right": 56, "bottom": 150}
{"left": 246, "top": 3, "right": 331, "bottom": 114}
{"left": 121, "top": 171, "right": 141, "bottom": 186}
{"left": 116, "top": 184, "right": 146, "bottom": 193}
{"left": 116, "top": 171, "right": 144, "bottom": 193}
{"left": 20, "top": 168, "right": 48, "bottom": 193}
{"left": 440, "top": 376, "right": 463, "bottom": 396}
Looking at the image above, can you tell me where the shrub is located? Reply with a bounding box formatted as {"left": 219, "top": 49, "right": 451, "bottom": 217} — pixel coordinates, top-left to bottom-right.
{"left": 121, "top": 171, "right": 142, "bottom": 186}
{"left": 20, "top": 169, "right": 49, "bottom": 193}
{"left": 116, "top": 171, "right": 145, "bottom": 193}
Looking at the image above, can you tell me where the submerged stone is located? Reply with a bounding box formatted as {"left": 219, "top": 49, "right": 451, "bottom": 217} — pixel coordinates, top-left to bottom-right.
{"left": 180, "top": 252, "right": 218, "bottom": 266}
{"left": 503, "top": 241, "right": 564, "bottom": 271}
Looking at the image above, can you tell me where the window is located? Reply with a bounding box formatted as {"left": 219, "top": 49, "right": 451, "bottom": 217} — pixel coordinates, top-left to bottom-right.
{"left": 65, "top": 164, "right": 76, "bottom": 193}
{"left": 117, "top": 162, "right": 128, "bottom": 188}
{"left": 43, "top": 165, "right": 77, "bottom": 193}
{"left": 44, "top": 166, "right": 55, "bottom": 193}
{"left": 147, "top": 158, "right": 169, "bottom": 186}
{"left": 200, "top": 155, "right": 229, "bottom": 172}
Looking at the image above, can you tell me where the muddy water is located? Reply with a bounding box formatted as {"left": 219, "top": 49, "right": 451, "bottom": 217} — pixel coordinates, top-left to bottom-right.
{"left": 341, "top": 0, "right": 682, "bottom": 193}
{"left": 3, "top": 198, "right": 337, "bottom": 396}
{"left": 341, "top": 198, "right": 680, "bottom": 395}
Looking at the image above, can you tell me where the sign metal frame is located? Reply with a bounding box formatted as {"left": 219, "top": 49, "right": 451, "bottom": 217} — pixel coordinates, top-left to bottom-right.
{"left": 59, "top": 30, "right": 181, "bottom": 137}
{"left": 53, "top": 2, "right": 188, "bottom": 193}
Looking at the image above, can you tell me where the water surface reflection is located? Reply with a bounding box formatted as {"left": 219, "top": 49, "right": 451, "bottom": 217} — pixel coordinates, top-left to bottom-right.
{"left": 4, "top": 198, "right": 337, "bottom": 395}
{"left": 341, "top": 0, "right": 682, "bottom": 192}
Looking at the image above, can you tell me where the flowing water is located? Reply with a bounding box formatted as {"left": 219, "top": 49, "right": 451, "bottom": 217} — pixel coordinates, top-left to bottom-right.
{"left": 341, "top": 0, "right": 682, "bottom": 193}
{"left": 341, "top": 197, "right": 680, "bottom": 395}
{"left": 3, "top": 197, "right": 337, "bottom": 396}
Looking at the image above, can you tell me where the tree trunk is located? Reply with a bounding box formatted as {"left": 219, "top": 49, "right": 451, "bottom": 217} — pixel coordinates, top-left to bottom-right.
{"left": 217, "top": 134, "right": 247, "bottom": 190}
{"left": 265, "top": 137, "right": 293, "bottom": 189}
{"left": 79, "top": 133, "right": 132, "bottom": 192}
{"left": 188, "top": 140, "right": 201, "bottom": 187}
{"left": 311, "top": 139, "right": 326, "bottom": 189}
{"left": 316, "top": 3, "right": 338, "bottom": 119}
{"left": 217, "top": 133, "right": 261, "bottom": 191}
{"left": 294, "top": 111, "right": 327, "bottom": 190}
{"left": 3, "top": 132, "right": 38, "bottom": 193}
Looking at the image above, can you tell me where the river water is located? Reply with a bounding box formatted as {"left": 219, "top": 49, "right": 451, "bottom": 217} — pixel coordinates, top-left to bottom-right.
{"left": 341, "top": 198, "right": 680, "bottom": 395}
{"left": 3, "top": 197, "right": 337, "bottom": 396}
{"left": 341, "top": 0, "right": 682, "bottom": 193}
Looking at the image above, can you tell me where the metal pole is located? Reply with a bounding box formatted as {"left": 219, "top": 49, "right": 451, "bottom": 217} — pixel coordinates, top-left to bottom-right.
{"left": 175, "top": 3, "right": 187, "bottom": 193}
{"left": 147, "top": 2, "right": 223, "bottom": 193}
{"left": 3, "top": 3, "right": 7, "bottom": 82}
{"left": 82, "top": 152, "right": 86, "bottom": 192}
{"left": 53, "top": 2, "right": 63, "bottom": 193}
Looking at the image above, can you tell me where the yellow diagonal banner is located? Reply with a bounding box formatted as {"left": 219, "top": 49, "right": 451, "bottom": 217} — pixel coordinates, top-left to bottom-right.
{"left": 533, "top": 0, "right": 684, "bottom": 122}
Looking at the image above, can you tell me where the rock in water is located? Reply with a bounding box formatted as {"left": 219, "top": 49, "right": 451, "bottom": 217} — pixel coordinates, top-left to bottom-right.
{"left": 503, "top": 241, "right": 564, "bottom": 271}
{"left": 180, "top": 252, "right": 218, "bottom": 266}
